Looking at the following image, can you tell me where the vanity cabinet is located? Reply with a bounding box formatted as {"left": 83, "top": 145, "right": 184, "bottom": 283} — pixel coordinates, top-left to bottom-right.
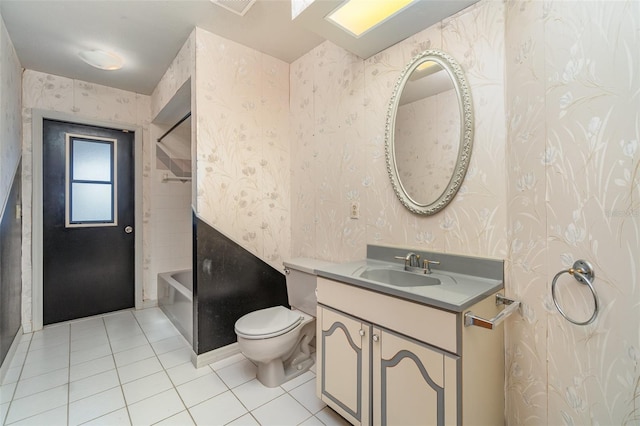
{"left": 372, "top": 327, "right": 458, "bottom": 425}
{"left": 316, "top": 277, "right": 504, "bottom": 426}
{"left": 318, "top": 307, "right": 371, "bottom": 425}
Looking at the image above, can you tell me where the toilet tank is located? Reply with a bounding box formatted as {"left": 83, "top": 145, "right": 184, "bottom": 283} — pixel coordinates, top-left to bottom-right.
{"left": 283, "top": 258, "right": 334, "bottom": 316}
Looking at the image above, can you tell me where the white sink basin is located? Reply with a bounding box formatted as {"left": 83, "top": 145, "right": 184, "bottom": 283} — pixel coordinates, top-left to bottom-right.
{"left": 358, "top": 268, "right": 441, "bottom": 287}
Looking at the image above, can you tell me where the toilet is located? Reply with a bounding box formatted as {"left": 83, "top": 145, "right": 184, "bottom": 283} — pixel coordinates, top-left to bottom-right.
{"left": 234, "top": 258, "right": 331, "bottom": 388}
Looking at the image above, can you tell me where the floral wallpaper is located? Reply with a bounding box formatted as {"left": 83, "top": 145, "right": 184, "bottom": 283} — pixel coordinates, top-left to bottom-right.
{"left": 151, "top": 32, "right": 193, "bottom": 120}
{"left": 0, "top": 14, "right": 22, "bottom": 215}
{"left": 0, "top": 12, "right": 23, "bottom": 364}
{"left": 504, "top": 0, "right": 548, "bottom": 422}
{"left": 291, "top": 41, "right": 368, "bottom": 260}
{"left": 292, "top": 0, "right": 640, "bottom": 423}
{"left": 291, "top": 0, "right": 507, "bottom": 262}
{"left": 194, "top": 28, "right": 291, "bottom": 272}
{"left": 21, "top": 71, "right": 152, "bottom": 331}
{"left": 506, "top": 1, "right": 640, "bottom": 424}
{"left": 8, "top": 0, "right": 639, "bottom": 422}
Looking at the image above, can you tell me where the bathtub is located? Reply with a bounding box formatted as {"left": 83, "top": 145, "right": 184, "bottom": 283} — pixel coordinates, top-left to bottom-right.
{"left": 158, "top": 269, "right": 192, "bottom": 346}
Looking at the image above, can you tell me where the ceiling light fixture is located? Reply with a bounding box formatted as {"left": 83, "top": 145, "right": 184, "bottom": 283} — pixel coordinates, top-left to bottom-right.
{"left": 78, "top": 49, "right": 124, "bottom": 71}
{"left": 326, "top": 0, "right": 418, "bottom": 38}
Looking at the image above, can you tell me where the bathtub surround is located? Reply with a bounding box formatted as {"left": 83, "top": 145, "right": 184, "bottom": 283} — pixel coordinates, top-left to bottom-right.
{"left": 158, "top": 269, "right": 193, "bottom": 344}
{"left": 0, "top": 13, "right": 22, "bottom": 369}
{"left": 193, "top": 214, "right": 289, "bottom": 356}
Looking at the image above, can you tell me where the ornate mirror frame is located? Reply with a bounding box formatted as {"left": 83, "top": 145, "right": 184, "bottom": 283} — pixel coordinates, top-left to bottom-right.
{"left": 385, "top": 49, "right": 474, "bottom": 215}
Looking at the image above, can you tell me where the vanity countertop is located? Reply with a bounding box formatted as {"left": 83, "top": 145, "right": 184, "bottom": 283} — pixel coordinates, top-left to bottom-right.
{"left": 315, "top": 251, "right": 504, "bottom": 313}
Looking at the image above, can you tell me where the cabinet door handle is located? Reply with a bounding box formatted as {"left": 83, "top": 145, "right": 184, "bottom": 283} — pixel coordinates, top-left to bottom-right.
{"left": 372, "top": 334, "right": 379, "bottom": 342}
{"left": 359, "top": 329, "right": 365, "bottom": 337}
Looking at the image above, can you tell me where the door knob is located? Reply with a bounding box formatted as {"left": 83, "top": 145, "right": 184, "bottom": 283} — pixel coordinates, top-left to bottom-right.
{"left": 372, "top": 334, "right": 379, "bottom": 342}
{"left": 124, "top": 226, "right": 133, "bottom": 234}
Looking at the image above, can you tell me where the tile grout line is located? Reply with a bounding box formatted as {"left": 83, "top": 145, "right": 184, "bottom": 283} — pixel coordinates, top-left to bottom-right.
{"left": 132, "top": 308, "right": 196, "bottom": 426}
{"left": 104, "top": 313, "right": 135, "bottom": 426}
{"left": 66, "top": 311, "right": 136, "bottom": 425}
{"left": 2, "top": 334, "right": 33, "bottom": 425}
{"left": 4, "top": 327, "right": 70, "bottom": 425}
{"left": 4, "top": 309, "right": 329, "bottom": 426}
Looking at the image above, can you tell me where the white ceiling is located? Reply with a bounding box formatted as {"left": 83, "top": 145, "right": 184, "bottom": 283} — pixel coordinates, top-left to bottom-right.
{"left": 0, "top": 0, "right": 478, "bottom": 96}
{"left": 0, "top": 0, "right": 325, "bottom": 95}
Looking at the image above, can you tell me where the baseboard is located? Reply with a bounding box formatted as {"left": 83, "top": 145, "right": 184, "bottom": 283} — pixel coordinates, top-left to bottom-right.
{"left": 0, "top": 327, "right": 24, "bottom": 384}
{"left": 140, "top": 299, "right": 158, "bottom": 309}
{"left": 192, "top": 342, "right": 241, "bottom": 368}
{"left": 22, "top": 322, "right": 33, "bottom": 334}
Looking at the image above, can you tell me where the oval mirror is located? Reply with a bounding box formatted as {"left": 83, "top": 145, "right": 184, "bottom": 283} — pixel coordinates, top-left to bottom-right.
{"left": 385, "top": 49, "right": 473, "bottom": 215}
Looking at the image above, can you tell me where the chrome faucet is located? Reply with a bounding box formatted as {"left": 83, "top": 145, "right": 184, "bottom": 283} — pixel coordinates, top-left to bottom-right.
{"left": 395, "top": 252, "right": 420, "bottom": 271}
{"left": 394, "top": 252, "right": 440, "bottom": 274}
{"left": 422, "top": 258, "right": 440, "bottom": 274}
{"left": 403, "top": 252, "right": 421, "bottom": 267}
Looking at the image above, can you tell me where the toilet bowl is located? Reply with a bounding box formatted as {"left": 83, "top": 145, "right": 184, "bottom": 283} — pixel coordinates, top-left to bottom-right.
{"left": 235, "top": 306, "right": 315, "bottom": 387}
{"left": 234, "top": 258, "right": 332, "bottom": 388}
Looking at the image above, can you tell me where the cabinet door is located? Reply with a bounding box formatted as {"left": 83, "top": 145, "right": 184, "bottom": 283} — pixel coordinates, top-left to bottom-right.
{"left": 317, "top": 305, "right": 370, "bottom": 425}
{"left": 372, "top": 327, "right": 459, "bottom": 426}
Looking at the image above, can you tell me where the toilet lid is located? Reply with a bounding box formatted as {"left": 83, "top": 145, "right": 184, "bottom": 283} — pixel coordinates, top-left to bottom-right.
{"left": 235, "top": 306, "right": 303, "bottom": 339}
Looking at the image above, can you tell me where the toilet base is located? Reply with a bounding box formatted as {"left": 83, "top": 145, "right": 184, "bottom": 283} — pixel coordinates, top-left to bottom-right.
{"left": 238, "top": 312, "right": 316, "bottom": 388}
{"left": 256, "top": 354, "right": 314, "bottom": 388}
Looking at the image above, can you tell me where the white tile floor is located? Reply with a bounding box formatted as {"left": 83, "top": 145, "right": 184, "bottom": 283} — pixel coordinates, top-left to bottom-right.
{"left": 0, "top": 308, "right": 350, "bottom": 426}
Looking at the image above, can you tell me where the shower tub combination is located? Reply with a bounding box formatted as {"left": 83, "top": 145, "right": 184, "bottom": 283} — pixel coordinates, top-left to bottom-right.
{"left": 158, "top": 269, "right": 193, "bottom": 346}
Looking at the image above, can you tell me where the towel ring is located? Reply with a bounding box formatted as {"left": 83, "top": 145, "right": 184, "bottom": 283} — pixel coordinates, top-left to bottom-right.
{"left": 551, "top": 260, "right": 598, "bottom": 326}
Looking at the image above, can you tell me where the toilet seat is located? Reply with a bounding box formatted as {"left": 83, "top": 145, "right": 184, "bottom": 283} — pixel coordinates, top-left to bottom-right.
{"left": 235, "top": 306, "right": 304, "bottom": 340}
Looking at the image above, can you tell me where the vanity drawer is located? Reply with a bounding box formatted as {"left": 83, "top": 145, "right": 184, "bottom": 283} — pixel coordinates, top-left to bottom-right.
{"left": 317, "top": 277, "right": 458, "bottom": 354}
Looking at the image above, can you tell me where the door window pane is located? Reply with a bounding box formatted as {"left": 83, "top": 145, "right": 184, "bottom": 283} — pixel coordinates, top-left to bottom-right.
{"left": 65, "top": 134, "right": 118, "bottom": 227}
{"left": 72, "top": 140, "right": 112, "bottom": 181}
{"left": 71, "top": 183, "right": 113, "bottom": 222}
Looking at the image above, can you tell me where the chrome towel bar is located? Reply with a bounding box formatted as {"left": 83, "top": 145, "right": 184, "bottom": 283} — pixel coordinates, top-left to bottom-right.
{"left": 464, "top": 294, "right": 520, "bottom": 329}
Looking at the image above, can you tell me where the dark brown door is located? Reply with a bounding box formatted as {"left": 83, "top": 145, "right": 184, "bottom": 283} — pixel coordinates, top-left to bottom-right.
{"left": 43, "top": 119, "right": 135, "bottom": 325}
